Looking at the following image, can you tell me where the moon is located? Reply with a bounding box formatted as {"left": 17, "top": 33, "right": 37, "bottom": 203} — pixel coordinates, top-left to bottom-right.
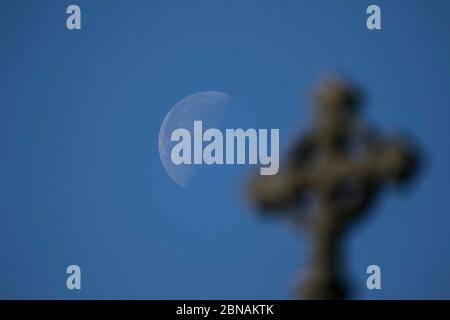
{"left": 158, "top": 91, "right": 232, "bottom": 188}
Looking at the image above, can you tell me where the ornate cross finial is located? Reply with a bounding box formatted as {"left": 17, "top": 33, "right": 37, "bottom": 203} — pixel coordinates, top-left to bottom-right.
{"left": 248, "top": 76, "right": 419, "bottom": 299}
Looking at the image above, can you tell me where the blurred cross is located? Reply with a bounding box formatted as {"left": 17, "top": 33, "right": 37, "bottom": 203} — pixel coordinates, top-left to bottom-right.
{"left": 248, "top": 76, "right": 419, "bottom": 299}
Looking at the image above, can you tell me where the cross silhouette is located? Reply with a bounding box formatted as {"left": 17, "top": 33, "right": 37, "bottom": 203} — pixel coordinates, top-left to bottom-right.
{"left": 248, "top": 76, "right": 419, "bottom": 299}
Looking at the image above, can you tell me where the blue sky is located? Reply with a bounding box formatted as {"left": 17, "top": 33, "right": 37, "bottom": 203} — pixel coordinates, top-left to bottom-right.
{"left": 0, "top": 0, "right": 449, "bottom": 299}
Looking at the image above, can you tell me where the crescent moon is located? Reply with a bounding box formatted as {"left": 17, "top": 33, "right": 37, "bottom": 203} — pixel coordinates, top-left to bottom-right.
{"left": 158, "top": 91, "right": 232, "bottom": 188}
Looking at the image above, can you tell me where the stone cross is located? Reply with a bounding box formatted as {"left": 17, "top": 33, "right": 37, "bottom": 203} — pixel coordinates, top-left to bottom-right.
{"left": 248, "top": 76, "right": 419, "bottom": 299}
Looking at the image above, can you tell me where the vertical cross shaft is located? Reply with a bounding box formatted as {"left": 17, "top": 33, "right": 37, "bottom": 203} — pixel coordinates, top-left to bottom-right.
{"left": 248, "top": 76, "right": 419, "bottom": 299}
